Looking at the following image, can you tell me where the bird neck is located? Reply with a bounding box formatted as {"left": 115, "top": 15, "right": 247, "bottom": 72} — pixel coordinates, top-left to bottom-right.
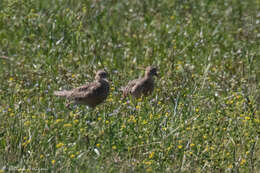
{"left": 96, "top": 78, "right": 108, "bottom": 83}
{"left": 144, "top": 74, "right": 154, "bottom": 80}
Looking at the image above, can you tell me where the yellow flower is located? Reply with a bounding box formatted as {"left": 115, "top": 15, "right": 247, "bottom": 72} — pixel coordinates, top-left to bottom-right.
{"left": 51, "top": 160, "right": 56, "bottom": 165}
{"left": 107, "top": 98, "right": 113, "bottom": 102}
{"left": 55, "top": 119, "right": 64, "bottom": 124}
{"left": 70, "top": 154, "right": 75, "bottom": 159}
{"left": 98, "top": 117, "right": 102, "bottom": 121}
{"left": 149, "top": 152, "right": 155, "bottom": 159}
{"left": 73, "top": 119, "right": 79, "bottom": 124}
{"left": 142, "top": 119, "right": 148, "bottom": 125}
{"left": 69, "top": 111, "right": 74, "bottom": 117}
{"left": 71, "top": 74, "right": 76, "bottom": 78}
{"left": 167, "top": 146, "right": 172, "bottom": 151}
{"left": 9, "top": 77, "right": 14, "bottom": 82}
{"left": 112, "top": 145, "right": 117, "bottom": 150}
{"left": 40, "top": 154, "right": 44, "bottom": 159}
{"left": 96, "top": 143, "right": 100, "bottom": 148}
{"left": 18, "top": 168, "right": 23, "bottom": 172}
{"left": 190, "top": 143, "right": 195, "bottom": 147}
{"left": 228, "top": 164, "right": 233, "bottom": 169}
{"left": 136, "top": 105, "right": 141, "bottom": 110}
{"left": 64, "top": 123, "right": 72, "bottom": 128}
{"left": 144, "top": 161, "right": 152, "bottom": 165}
{"left": 121, "top": 124, "right": 126, "bottom": 129}
{"left": 56, "top": 143, "right": 64, "bottom": 148}
{"left": 22, "top": 139, "right": 31, "bottom": 147}
{"left": 240, "top": 159, "right": 246, "bottom": 165}
{"left": 254, "top": 118, "right": 260, "bottom": 123}
{"left": 128, "top": 115, "right": 136, "bottom": 123}
{"left": 24, "top": 121, "right": 30, "bottom": 126}
{"left": 245, "top": 116, "right": 250, "bottom": 120}
{"left": 177, "top": 145, "right": 183, "bottom": 149}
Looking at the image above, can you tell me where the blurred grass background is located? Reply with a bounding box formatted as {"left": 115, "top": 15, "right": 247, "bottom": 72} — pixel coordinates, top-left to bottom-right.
{"left": 0, "top": 0, "right": 259, "bottom": 172}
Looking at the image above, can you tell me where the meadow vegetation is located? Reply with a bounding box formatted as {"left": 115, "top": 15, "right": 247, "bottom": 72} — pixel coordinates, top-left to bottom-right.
{"left": 0, "top": 0, "right": 259, "bottom": 172}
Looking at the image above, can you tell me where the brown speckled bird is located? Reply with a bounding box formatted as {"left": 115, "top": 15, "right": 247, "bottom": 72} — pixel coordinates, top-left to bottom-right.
{"left": 122, "top": 66, "right": 158, "bottom": 98}
{"left": 54, "top": 70, "right": 109, "bottom": 108}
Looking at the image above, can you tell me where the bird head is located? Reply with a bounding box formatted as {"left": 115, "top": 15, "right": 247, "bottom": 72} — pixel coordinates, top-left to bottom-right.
{"left": 95, "top": 70, "right": 108, "bottom": 80}
{"left": 145, "top": 66, "right": 158, "bottom": 77}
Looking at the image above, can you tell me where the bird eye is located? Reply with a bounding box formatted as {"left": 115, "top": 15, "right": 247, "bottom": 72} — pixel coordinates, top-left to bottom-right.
{"left": 99, "top": 72, "right": 107, "bottom": 77}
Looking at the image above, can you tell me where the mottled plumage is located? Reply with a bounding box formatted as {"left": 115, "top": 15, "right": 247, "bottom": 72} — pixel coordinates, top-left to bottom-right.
{"left": 122, "top": 66, "right": 158, "bottom": 98}
{"left": 54, "top": 70, "right": 109, "bottom": 108}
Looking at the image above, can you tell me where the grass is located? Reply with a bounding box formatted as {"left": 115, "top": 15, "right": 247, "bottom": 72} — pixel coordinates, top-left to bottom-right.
{"left": 0, "top": 0, "right": 259, "bottom": 172}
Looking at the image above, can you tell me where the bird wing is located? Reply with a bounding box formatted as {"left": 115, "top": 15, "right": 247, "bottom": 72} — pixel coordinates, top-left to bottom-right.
{"left": 54, "top": 90, "right": 71, "bottom": 97}
{"left": 74, "top": 84, "right": 91, "bottom": 92}
{"left": 70, "top": 82, "right": 102, "bottom": 100}
{"left": 131, "top": 78, "right": 154, "bottom": 97}
{"left": 122, "top": 79, "right": 138, "bottom": 95}
{"left": 130, "top": 79, "right": 146, "bottom": 97}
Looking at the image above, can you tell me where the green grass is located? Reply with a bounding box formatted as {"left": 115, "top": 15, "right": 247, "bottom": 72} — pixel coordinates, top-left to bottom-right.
{"left": 0, "top": 0, "right": 260, "bottom": 172}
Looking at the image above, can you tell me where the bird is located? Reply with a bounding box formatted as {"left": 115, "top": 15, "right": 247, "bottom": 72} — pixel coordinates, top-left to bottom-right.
{"left": 122, "top": 66, "right": 158, "bottom": 98}
{"left": 54, "top": 70, "right": 110, "bottom": 108}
